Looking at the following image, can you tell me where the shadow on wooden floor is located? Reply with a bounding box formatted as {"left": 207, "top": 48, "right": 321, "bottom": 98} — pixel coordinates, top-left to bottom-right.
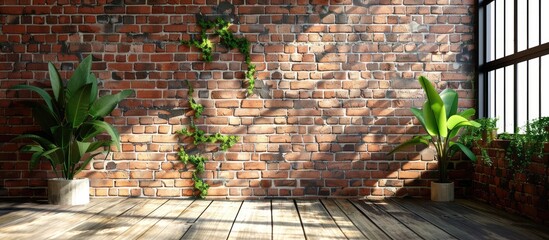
{"left": 0, "top": 197, "right": 548, "bottom": 240}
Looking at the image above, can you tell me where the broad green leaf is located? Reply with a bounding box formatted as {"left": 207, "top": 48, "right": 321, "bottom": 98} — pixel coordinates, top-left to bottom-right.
{"left": 21, "top": 145, "right": 58, "bottom": 170}
{"left": 69, "top": 140, "right": 83, "bottom": 166}
{"left": 41, "top": 147, "right": 63, "bottom": 172}
{"left": 10, "top": 85, "right": 55, "bottom": 113}
{"left": 21, "top": 144, "right": 43, "bottom": 153}
{"left": 30, "top": 150, "right": 45, "bottom": 169}
{"left": 449, "top": 120, "right": 480, "bottom": 140}
{"left": 32, "top": 103, "right": 59, "bottom": 132}
{"left": 459, "top": 108, "right": 476, "bottom": 119}
{"left": 454, "top": 120, "right": 481, "bottom": 129}
{"left": 89, "top": 89, "right": 134, "bottom": 119}
{"left": 440, "top": 88, "right": 458, "bottom": 117}
{"left": 448, "top": 127, "right": 461, "bottom": 139}
{"left": 418, "top": 76, "right": 447, "bottom": 137}
{"left": 410, "top": 108, "right": 428, "bottom": 133}
{"left": 21, "top": 145, "right": 45, "bottom": 169}
{"left": 12, "top": 133, "right": 55, "bottom": 149}
{"left": 86, "top": 120, "right": 121, "bottom": 151}
{"left": 387, "top": 135, "right": 431, "bottom": 155}
{"left": 66, "top": 84, "right": 92, "bottom": 128}
{"left": 470, "top": 120, "right": 481, "bottom": 128}
{"left": 448, "top": 115, "right": 469, "bottom": 130}
{"left": 422, "top": 101, "right": 438, "bottom": 136}
{"left": 51, "top": 125, "right": 72, "bottom": 154}
{"left": 448, "top": 115, "right": 481, "bottom": 130}
{"left": 88, "top": 73, "right": 98, "bottom": 103}
{"left": 77, "top": 123, "right": 105, "bottom": 141}
{"left": 451, "top": 142, "right": 477, "bottom": 162}
{"left": 41, "top": 148, "right": 61, "bottom": 161}
{"left": 48, "top": 62, "right": 63, "bottom": 103}
{"left": 85, "top": 140, "right": 112, "bottom": 153}
{"left": 76, "top": 141, "right": 91, "bottom": 157}
{"left": 67, "top": 55, "right": 92, "bottom": 100}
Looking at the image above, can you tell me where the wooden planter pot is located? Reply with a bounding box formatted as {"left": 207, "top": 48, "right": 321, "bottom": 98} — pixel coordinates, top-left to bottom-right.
{"left": 431, "top": 182, "right": 454, "bottom": 202}
{"left": 48, "top": 178, "right": 90, "bottom": 205}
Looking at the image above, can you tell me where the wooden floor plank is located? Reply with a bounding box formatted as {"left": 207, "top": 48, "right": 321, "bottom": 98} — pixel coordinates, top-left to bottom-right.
{"left": 456, "top": 199, "right": 549, "bottom": 240}
{"left": 321, "top": 199, "right": 367, "bottom": 239}
{"left": 352, "top": 200, "right": 420, "bottom": 239}
{"left": 370, "top": 199, "right": 455, "bottom": 240}
{"left": 272, "top": 199, "right": 305, "bottom": 240}
{"left": 0, "top": 202, "right": 18, "bottom": 215}
{"left": 0, "top": 198, "right": 547, "bottom": 240}
{"left": 136, "top": 200, "right": 210, "bottom": 240}
{"left": 432, "top": 199, "right": 544, "bottom": 240}
{"left": 296, "top": 200, "right": 347, "bottom": 240}
{"left": 0, "top": 202, "right": 64, "bottom": 228}
{"left": 0, "top": 199, "right": 110, "bottom": 240}
{"left": 27, "top": 198, "right": 122, "bottom": 240}
{"left": 138, "top": 217, "right": 190, "bottom": 240}
{"left": 333, "top": 199, "right": 389, "bottom": 240}
{"left": 228, "top": 200, "right": 272, "bottom": 240}
{"left": 48, "top": 198, "right": 143, "bottom": 240}
{"left": 391, "top": 198, "right": 494, "bottom": 240}
{"left": 0, "top": 202, "right": 17, "bottom": 208}
{"left": 117, "top": 199, "right": 194, "bottom": 240}
{"left": 83, "top": 198, "right": 167, "bottom": 240}
{"left": 174, "top": 199, "right": 212, "bottom": 223}
{"left": 181, "top": 200, "right": 242, "bottom": 240}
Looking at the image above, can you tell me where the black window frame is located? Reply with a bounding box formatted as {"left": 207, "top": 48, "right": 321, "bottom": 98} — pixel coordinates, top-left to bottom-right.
{"left": 477, "top": 0, "right": 549, "bottom": 131}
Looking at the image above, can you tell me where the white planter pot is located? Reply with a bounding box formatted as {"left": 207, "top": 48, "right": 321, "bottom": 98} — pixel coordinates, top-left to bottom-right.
{"left": 430, "top": 182, "right": 454, "bottom": 202}
{"left": 48, "top": 178, "right": 90, "bottom": 205}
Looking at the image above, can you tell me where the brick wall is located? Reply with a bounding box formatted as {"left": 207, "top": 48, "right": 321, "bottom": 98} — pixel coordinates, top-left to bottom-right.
{"left": 0, "top": 0, "right": 476, "bottom": 199}
{"left": 473, "top": 140, "right": 549, "bottom": 224}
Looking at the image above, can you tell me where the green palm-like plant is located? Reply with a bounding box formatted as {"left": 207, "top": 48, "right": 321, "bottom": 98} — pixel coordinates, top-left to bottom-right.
{"left": 388, "top": 76, "right": 481, "bottom": 183}
{"left": 11, "top": 56, "right": 133, "bottom": 180}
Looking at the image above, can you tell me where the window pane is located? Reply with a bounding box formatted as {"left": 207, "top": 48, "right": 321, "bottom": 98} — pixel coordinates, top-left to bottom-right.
{"left": 504, "top": 66, "right": 515, "bottom": 131}
{"left": 528, "top": 58, "right": 540, "bottom": 120}
{"left": 505, "top": 0, "right": 515, "bottom": 56}
{"left": 542, "top": 56, "right": 549, "bottom": 116}
{"left": 529, "top": 0, "right": 540, "bottom": 48}
{"left": 516, "top": 61, "right": 528, "bottom": 127}
{"left": 487, "top": 1, "right": 496, "bottom": 61}
{"left": 517, "top": 0, "right": 527, "bottom": 52}
{"left": 542, "top": 0, "right": 549, "bottom": 44}
{"left": 495, "top": 0, "right": 505, "bottom": 59}
{"left": 481, "top": 0, "right": 549, "bottom": 130}
{"left": 488, "top": 70, "right": 496, "bottom": 120}
{"left": 495, "top": 68, "right": 505, "bottom": 131}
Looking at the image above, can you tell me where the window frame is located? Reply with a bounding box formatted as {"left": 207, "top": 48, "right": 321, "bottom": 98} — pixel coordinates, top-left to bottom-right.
{"left": 477, "top": 0, "right": 549, "bottom": 131}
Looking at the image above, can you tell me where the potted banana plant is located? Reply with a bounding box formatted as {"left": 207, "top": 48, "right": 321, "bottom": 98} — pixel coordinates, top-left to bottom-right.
{"left": 388, "top": 76, "right": 480, "bottom": 201}
{"left": 10, "top": 55, "right": 133, "bottom": 205}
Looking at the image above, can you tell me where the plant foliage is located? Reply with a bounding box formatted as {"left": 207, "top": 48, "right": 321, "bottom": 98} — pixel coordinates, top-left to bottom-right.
{"left": 176, "top": 81, "right": 239, "bottom": 198}
{"left": 388, "top": 76, "right": 481, "bottom": 183}
{"left": 181, "top": 17, "right": 256, "bottom": 95}
{"left": 499, "top": 117, "right": 549, "bottom": 172}
{"left": 11, "top": 55, "right": 133, "bottom": 179}
{"left": 461, "top": 117, "right": 498, "bottom": 165}
{"left": 177, "top": 148, "right": 209, "bottom": 198}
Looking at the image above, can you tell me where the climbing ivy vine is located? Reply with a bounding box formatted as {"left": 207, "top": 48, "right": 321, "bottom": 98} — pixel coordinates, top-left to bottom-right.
{"left": 181, "top": 17, "right": 256, "bottom": 95}
{"left": 176, "top": 16, "right": 253, "bottom": 198}
{"left": 176, "top": 81, "right": 238, "bottom": 198}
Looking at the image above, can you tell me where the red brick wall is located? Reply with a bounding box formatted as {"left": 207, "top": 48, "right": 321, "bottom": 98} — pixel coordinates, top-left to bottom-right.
{"left": 473, "top": 141, "right": 549, "bottom": 224}
{"left": 0, "top": 0, "right": 475, "bottom": 199}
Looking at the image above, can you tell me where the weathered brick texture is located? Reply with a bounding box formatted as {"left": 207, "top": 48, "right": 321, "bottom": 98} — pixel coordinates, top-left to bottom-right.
{"left": 473, "top": 141, "right": 549, "bottom": 225}
{"left": 0, "top": 0, "right": 475, "bottom": 199}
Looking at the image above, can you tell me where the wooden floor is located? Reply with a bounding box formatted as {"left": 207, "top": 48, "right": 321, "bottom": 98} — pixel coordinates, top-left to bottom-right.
{"left": 0, "top": 198, "right": 548, "bottom": 240}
